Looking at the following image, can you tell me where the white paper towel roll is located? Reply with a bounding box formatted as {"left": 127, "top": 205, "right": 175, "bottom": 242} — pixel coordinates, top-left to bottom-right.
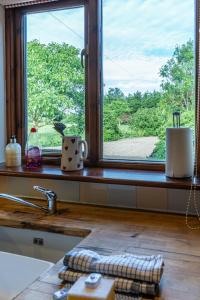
{"left": 166, "top": 128, "right": 194, "bottom": 178}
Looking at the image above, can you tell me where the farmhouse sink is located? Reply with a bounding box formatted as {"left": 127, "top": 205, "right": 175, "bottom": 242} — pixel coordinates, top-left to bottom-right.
{"left": 0, "top": 251, "right": 53, "bottom": 300}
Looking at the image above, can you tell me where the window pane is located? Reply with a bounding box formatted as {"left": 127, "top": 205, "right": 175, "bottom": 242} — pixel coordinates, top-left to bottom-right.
{"left": 103, "top": 0, "right": 195, "bottom": 161}
{"left": 26, "top": 6, "right": 85, "bottom": 151}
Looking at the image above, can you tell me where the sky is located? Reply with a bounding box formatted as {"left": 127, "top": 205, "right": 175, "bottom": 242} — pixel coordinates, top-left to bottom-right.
{"left": 27, "top": 0, "right": 194, "bottom": 95}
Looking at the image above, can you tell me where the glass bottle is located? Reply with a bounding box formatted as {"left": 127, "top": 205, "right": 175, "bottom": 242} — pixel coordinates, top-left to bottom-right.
{"left": 5, "top": 135, "right": 21, "bottom": 167}
{"left": 25, "top": 128, "right": 42, "bottom": 168}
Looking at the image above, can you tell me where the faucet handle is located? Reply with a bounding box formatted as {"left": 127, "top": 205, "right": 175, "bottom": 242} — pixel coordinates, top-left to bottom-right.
{"left": 33, "top": 186, "right": 57, "bottom": 201}
{"left": 33, "top": 186, "right": 57, "bottom": 215}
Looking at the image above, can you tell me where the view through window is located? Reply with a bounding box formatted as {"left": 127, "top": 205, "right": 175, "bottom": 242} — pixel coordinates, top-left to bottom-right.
{"left": 26, "top": 6, "right": 85, "bottom": 151}
{"left": 25, "top": 0, "right": 195, "bottom": 162}
{"left": 103, "top": 0, "right": 195, "bottom": 161}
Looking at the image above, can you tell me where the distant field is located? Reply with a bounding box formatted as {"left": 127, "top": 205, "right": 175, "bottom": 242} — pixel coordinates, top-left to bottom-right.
{"left": 37, "top": 125, "right": 159, "bottom": 159}
{"left": 104, "top": 136, "right": 159, "bottom": 160}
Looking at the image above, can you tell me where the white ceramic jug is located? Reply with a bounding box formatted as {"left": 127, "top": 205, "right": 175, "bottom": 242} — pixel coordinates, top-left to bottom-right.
{"left": 61, "top": 136, "right": 88, "bottom": 171}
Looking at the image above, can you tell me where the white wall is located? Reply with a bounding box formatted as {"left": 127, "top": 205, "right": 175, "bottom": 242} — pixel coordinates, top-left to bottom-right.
{"left": 0, "top": 175, "right": 197, "bottom": 215}
{"left": 0, "top": 5, "right": 5, "bottom": 163}
{"left": 0, "top": 176, "right": 80, "bottom": 202}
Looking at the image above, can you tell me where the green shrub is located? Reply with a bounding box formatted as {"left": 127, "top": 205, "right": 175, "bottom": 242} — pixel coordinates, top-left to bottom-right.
{"left": 130, "top": 107, "right": 167, "bottom": 137}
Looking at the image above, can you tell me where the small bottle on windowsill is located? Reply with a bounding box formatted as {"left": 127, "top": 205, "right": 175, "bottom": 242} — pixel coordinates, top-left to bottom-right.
{"left": 5, "top": 135, "right": 21, "bottom": 167}
{"left": 25, "top": 127, "right": 42, "bottom": 168}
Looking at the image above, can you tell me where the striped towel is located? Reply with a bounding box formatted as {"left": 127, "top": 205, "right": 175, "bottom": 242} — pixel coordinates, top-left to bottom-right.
{"left": 63, "top": 249, "right": 164, "bottom": 284}
{"left": 64, "top": 282, "right": 142, "bottom": 300}
{"left": 59, "top": 267, "right": 158, "bottom": 296}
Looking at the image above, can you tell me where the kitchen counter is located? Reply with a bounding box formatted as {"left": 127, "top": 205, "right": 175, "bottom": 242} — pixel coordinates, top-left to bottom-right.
{"left": 0, "top": 199, "right": 199, "bottom": 300}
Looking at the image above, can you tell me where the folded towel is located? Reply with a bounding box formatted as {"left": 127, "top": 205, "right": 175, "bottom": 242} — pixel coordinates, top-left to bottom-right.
{"left": 63, "top": 279, "right": 142, "bottom": 300}
{"left": 115, "top": 295, "right": 141, "bottom": 300}
{"left": 63, "top": 249, "right": 164, "bottom": 284}
{"left": 59, "top": 267, "right": 158, "bottom": 296}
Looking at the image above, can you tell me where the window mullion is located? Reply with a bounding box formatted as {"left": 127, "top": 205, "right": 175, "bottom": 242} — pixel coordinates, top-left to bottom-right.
{"left": 86, "top": 0, "right": 102, "bottom": 165}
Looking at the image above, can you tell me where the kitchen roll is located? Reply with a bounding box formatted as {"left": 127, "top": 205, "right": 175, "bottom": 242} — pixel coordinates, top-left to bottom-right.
{"left": 166, "top": 128, "right": 194, "bottom": 178}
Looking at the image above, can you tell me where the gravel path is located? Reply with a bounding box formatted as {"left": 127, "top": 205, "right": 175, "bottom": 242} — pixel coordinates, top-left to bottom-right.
{"left": 104, "top": 136, "right": 159, "bottom": 160}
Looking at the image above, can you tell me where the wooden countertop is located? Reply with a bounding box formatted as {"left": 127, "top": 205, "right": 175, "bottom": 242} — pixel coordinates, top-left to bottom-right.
{"left": 0, "top": 199, "right": 199, "bottom": 300}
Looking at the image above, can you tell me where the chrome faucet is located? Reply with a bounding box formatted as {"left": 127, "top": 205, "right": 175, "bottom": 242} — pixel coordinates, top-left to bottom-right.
{"left": 0, "top": 186, "right": 57, "bottom": 215}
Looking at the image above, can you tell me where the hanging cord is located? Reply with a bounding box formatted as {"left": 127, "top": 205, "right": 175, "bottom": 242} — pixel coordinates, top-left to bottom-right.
{"left": 185, "top": 114, "right": 200, "bottom": 229}
{"left": 185, "top": 103, "right": 200, "bottom": 229}
{"left": 185, "top": 37, "right": 200, "bottom": 229}
{"left": 186, "top": 180, "right": 200, "bottom": 229}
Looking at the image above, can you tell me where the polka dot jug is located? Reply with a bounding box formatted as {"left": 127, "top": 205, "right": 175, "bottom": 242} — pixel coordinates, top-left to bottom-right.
{"left": 61, "top": 136, "right": 88, "bottom": 171}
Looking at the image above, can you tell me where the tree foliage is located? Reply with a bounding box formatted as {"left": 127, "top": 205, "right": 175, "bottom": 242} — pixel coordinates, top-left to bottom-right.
{"left": 160, "top": 40, "right": 194, "bottom": 112}
{"left": 130, "top": 107, "right": 167, "bottom": 137}
{"left": 27, "top": 40, "right": 84, "bottom": 135}
{"left": 104, "top": 88, "right": 125, "bottom": 103}
{"left": 104, "top": 99, "right": 130, "bottom": 141}
{"left": 27, "top": 39, "right": 195, "bottom": 159}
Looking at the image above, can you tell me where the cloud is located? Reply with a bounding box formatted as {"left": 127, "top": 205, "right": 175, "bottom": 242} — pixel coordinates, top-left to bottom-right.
{"left": 103, "top": 0, "right": 194, "bottom": 58}
{"left": 104, "top": 55, "right": 167, "bottom": 94}
{"left": 104, "top": 80, "right": 161, "bottom": 95}
{"left": 103, "top": 0, "right": 194, "bottom": 93}
{"left": 27, "top": 8, "right": 84, "bottom": 49}
{"left": 27, "top": 0, "right": 194, "bottom": 94}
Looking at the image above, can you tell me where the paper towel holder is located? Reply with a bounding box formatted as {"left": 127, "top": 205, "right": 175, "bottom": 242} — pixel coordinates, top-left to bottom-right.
{"left": 173, "top": 111, "right": 180, "bottom": 128}
{"left": 166, "top": 112, "right": 194, "bottom": 179}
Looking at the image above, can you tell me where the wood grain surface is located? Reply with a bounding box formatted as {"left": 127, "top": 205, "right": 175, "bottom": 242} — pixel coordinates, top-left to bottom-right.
{"left": 0, "top": 199, "right": 198, "bottom": 299}
{"left": 0, "top": 164, "right": 197, "bottom": 190}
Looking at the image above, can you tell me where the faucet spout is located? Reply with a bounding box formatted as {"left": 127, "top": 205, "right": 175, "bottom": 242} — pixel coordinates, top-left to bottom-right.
{"left": 0, "top": 185, "right": 57, "bottom": 214}
{"left": 33, "top": 186, "right": 57, "bottom": 214}
{"left": 0, "top": 194, "right": 49, "bottom": 213}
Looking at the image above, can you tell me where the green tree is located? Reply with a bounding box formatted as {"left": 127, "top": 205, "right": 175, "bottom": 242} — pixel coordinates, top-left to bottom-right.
{"left": 104, "top": 88, "right": 125, "bottom": 103}
{"left": 151, "top": 40, "right": 195, "bottom": 159}
{"left": 160, "top": 40, "right": 194, "bottom": 112}
{"left": 27, "top": 39, "right": 195, "bottom": 156}
{"left": 104, "top": 99, "right": 130, "bottom": 141}
{"left": 27, "top": 40, "right": 84, "bottom": 135}
{"left": 127, "top": 90, "right": 162, "bottom": 114}
{"left": 127, "top": 91, "right": 143, "bottom": 113}
{"left": 131, "top": 107, "right": 167, "bottom": 137}
{"left": 142, "top": 91, "right": 162, "bottom": 109}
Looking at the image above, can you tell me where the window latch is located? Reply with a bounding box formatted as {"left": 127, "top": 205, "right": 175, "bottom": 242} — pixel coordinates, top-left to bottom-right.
{"left": 81, "top": 47, "right": 88, "bottom": 68}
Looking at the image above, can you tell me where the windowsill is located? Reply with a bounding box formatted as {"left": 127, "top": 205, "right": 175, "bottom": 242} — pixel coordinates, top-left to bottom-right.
{"left": 0, "top": 163, "right": 197, "bottom": 190}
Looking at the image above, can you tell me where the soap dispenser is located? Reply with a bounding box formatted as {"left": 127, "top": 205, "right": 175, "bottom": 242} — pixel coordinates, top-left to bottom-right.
{"left": 5, "top": 135, "right": 21, "bottom": 167}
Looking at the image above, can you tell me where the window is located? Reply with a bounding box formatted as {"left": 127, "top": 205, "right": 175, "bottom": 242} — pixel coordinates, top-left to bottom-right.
{"left": 26, "top": 6, "right": 85, "bottom": 152}
{"left": 102, "top": 0, "right": 195, "bottom": 161}
{"left": 5, "top": 0, "right": 199, "bottom": 170}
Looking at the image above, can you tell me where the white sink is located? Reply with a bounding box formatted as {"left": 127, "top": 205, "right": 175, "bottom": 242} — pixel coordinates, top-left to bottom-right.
{"left": 0, "top": 251, "right": 54, "bottom": 300}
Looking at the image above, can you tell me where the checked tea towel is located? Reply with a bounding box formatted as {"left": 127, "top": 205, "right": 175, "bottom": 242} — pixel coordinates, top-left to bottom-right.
{"left": 59, "top": 267, "right": 158, "bottom": 296}
{"left": 63, "top": 282, "right": 142, "bottom": 300}
{"left": 63, "top": 249, "right": 164, "bottom": 284}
